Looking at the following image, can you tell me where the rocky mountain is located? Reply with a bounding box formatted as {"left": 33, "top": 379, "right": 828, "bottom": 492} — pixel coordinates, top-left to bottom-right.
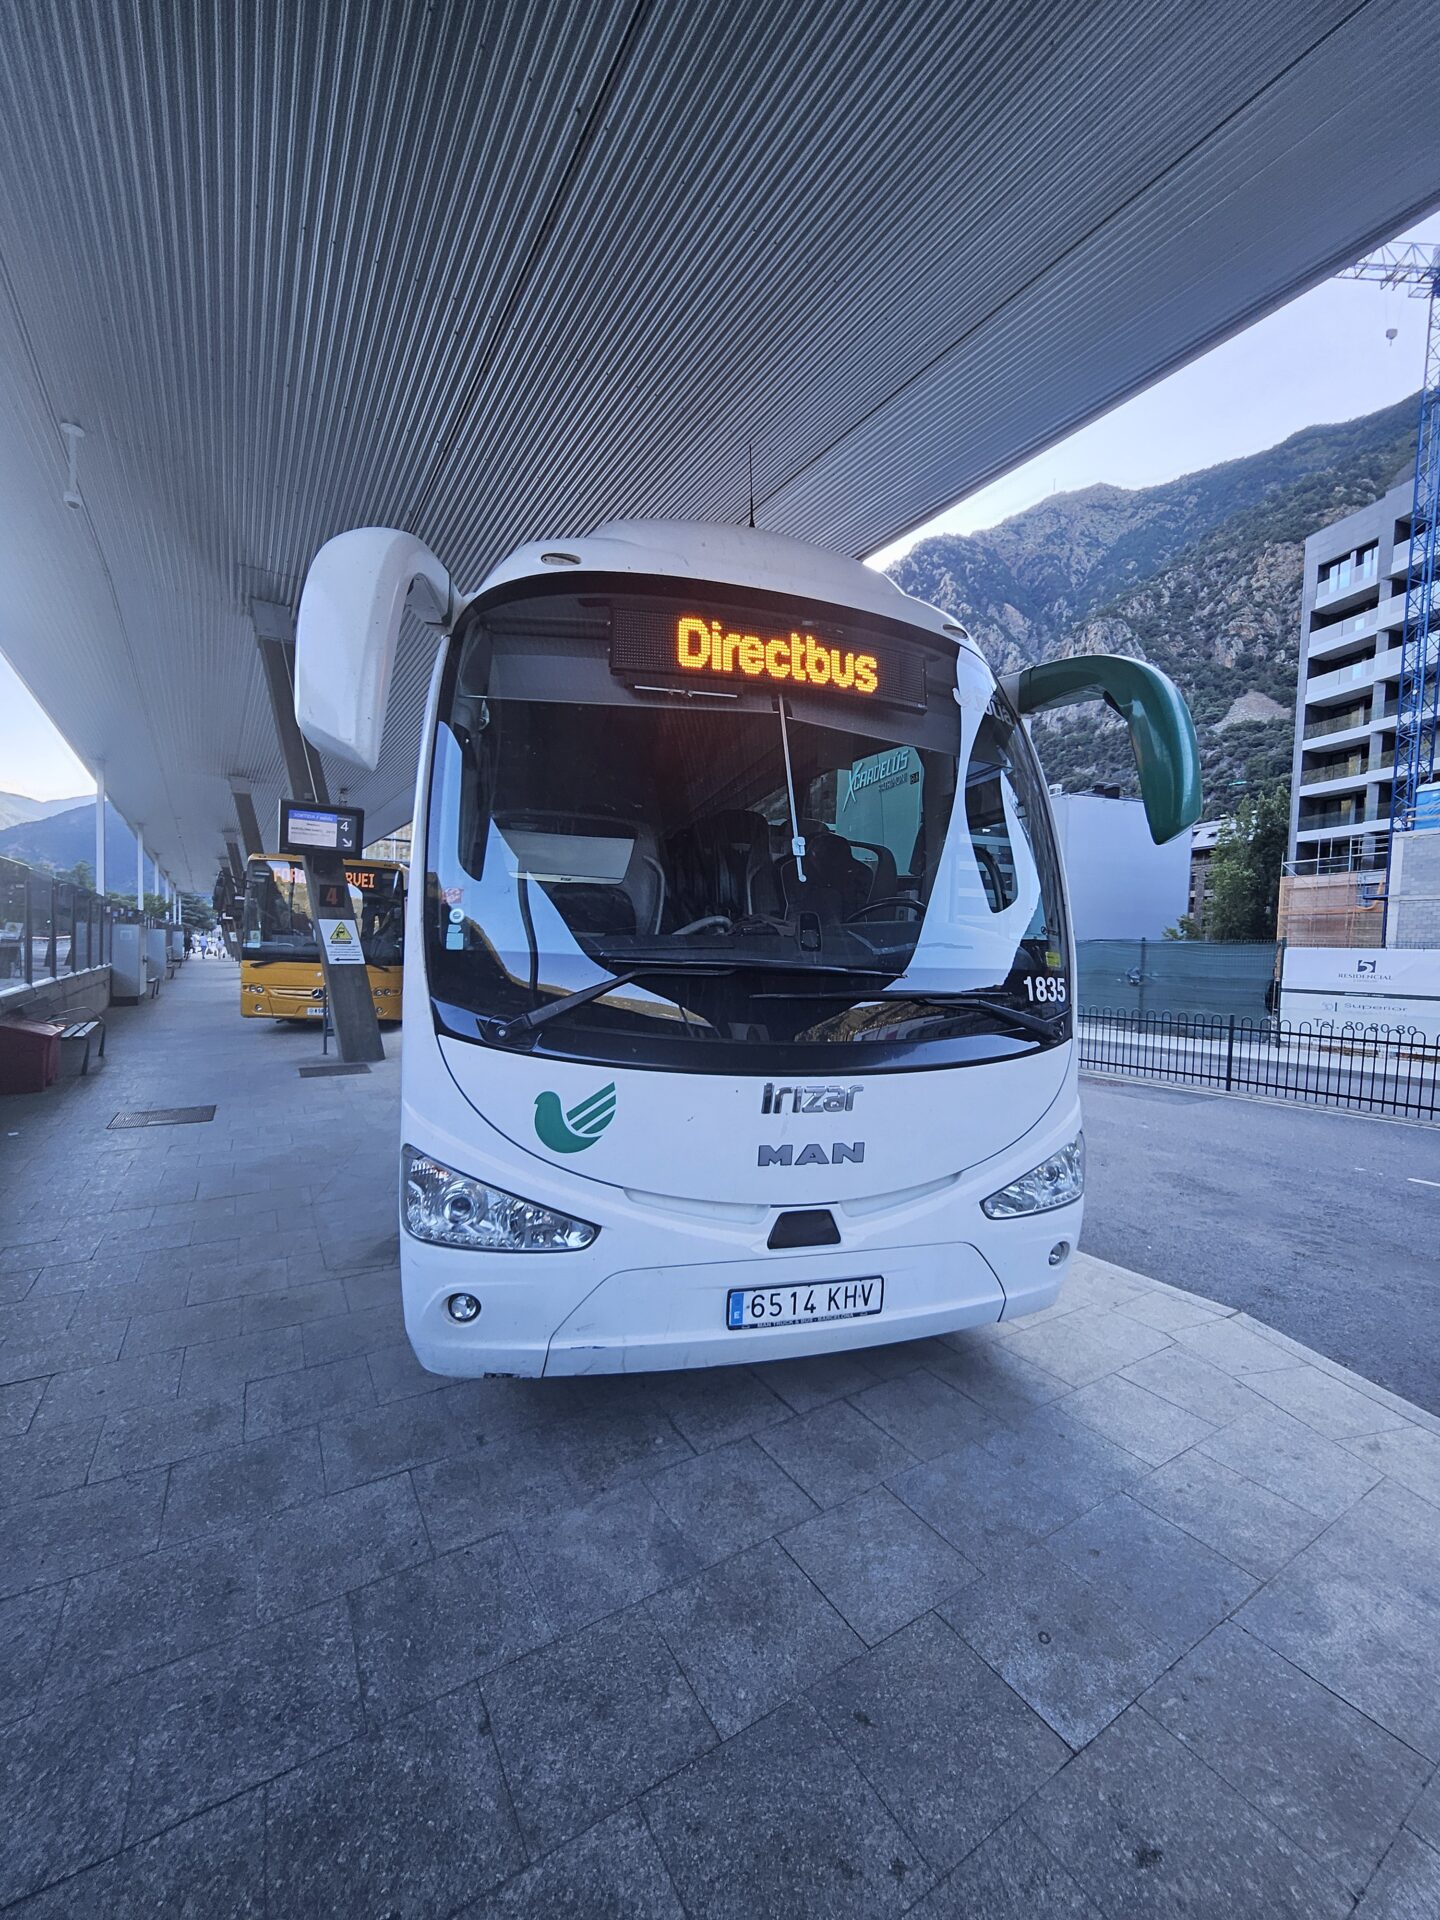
{"left": 887, "top": 395, "right": 1419, "bottom": 811}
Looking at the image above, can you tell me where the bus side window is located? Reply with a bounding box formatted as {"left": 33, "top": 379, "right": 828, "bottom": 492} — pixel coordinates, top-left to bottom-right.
{"left": 974, "top": 844, "right": 1005, "bottom": 912}
{"left": 964, "top": 714, "right": 1041, "bottom": 922}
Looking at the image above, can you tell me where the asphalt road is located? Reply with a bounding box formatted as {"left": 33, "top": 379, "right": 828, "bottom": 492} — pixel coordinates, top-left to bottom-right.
{"left": 1080, "top": 1074, "right": 1440, "bottom": 1417}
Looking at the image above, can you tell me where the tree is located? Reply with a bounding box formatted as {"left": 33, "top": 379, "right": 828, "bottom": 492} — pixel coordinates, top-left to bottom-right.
{"left": 178, "top": 890, "right": 216, "bottom": 931}
{"left": 60, "top": 859, "right": 94, "bottom": 891}
{"left": 1204, "top": 785, "right": 1290, "bottom": 941}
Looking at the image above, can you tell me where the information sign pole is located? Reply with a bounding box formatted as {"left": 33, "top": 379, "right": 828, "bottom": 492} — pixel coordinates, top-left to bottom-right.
{"left": 276, "top": 798, "right": 383, "bottom": 1065}
{"left": 300, "top": 853, "right": 384, "bottom": 1064}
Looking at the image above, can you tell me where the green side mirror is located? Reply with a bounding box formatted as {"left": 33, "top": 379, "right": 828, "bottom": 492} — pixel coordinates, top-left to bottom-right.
{"left": 1002, "top": 655, "right": 1202, "bottom": 845}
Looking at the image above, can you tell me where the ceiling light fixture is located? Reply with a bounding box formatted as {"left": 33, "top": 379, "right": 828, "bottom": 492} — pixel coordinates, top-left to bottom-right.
{"left": 60, "top": 421, "right": 85, "bottom": 509}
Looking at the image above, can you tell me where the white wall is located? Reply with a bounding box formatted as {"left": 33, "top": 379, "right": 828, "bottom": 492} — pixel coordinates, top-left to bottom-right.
{"left": 1050, "top": 794, "right": 1192, "bottom": 941}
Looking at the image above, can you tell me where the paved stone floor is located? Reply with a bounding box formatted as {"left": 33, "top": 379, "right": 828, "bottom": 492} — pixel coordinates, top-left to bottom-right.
{"left": 2, "top": 964, "right": 1439, "bottom": 1918}
{"left": 1082, "top": 1077, "right": 1440, "bottom": 1416}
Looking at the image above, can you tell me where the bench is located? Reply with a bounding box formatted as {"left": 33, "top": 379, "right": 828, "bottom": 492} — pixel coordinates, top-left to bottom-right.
{"left": 166, "top": 955, "right": 180, "bottom": 980}
{"left": 58, "top": 1014, "right": 106, "bottom": 1076}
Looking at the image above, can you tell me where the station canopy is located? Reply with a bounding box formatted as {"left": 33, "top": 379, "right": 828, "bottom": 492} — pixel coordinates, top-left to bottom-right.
{"left": 1, "top": 0, "right": 1437, "bottom": 888}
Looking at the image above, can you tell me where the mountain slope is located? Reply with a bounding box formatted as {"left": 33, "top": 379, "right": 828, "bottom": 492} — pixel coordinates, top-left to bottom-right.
{"left": 887, "top": 396, "right": 1418, "bottom": 808}
{"left": 0, "top": 790, "right": 90, "bottom": 834}
{"left": 0, "top": 800, "right": 141, "bottom": 883}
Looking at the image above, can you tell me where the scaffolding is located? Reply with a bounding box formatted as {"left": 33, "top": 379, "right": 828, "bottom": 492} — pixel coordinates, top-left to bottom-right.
{"left": 1277, "top": 855, "right": 1387, "bottom": 948}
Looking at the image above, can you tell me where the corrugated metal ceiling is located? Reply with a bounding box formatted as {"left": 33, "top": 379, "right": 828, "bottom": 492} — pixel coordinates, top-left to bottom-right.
{"left": 0, "top": 0, "right": 1436, "bottom": 887}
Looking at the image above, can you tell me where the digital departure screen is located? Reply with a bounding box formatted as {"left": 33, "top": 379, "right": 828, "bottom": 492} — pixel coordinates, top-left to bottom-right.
{"left": 277, "top": 799, "right": 365, "bottom": 857}
{"left": 610, "top": 606, "right": 927, "bottom": 708}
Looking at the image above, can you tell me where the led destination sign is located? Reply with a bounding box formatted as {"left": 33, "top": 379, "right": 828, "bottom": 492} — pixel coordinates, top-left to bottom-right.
{"left": 676, "top": 615, "right": 878, "bottom": 694}
{"left": 610, "top": 607, "right": 927, "bottom": 708}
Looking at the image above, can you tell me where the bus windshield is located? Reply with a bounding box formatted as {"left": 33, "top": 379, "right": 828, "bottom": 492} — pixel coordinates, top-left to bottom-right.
{"left": 424, "top": 584, "right": 1068, "bottom": 1069}
{"left": 242, "top": 860, "right": 405, "bottom": 968}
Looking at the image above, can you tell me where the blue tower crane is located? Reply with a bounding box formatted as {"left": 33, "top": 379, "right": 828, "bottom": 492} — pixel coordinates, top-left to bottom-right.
{"left": 1337, "top": 242, "right": 1440, "bottom": 926}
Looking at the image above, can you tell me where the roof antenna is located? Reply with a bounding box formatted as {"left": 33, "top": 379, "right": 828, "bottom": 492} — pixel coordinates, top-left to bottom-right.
{"left": 747, "top": 443, "right": 756, "bottom": 529}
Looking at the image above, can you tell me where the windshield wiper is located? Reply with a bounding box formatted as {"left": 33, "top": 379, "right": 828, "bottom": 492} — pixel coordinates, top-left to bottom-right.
{"left": 748, "top": 984, "right": 1065, "bottom": 1042}
{"left": 874, "top": 989, "right": 1066, "bottom": 1041}
{"left": 492, "top": 963, "right": 735, "bottom": 1042}
{"left": 622, "top": 954, "right": 895, "bottom": 979}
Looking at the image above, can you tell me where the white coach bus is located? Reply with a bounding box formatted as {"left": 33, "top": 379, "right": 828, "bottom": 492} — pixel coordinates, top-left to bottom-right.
{"left": 295, "top": 521, "right": 1199, "bottom": 1377}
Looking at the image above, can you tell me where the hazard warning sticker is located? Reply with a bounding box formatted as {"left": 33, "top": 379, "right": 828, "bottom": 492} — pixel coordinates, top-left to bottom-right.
{"left": 318, "top": 918, "right": 367, "bottom": 966}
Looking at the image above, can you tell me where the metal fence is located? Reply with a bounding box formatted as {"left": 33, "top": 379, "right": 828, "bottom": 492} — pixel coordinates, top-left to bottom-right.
{"left": 1079, "top": 1010, "right": 1440, "bottom": 1122}
{"left": 1077, "top": 939, "right": 1280, "bottom": 1020}
{"left": 0, "top": 854, "right": 136, "bottom": 991}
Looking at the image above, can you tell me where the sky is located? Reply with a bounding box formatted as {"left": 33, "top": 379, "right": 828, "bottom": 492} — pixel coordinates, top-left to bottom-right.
{"left": 0, "top": 654, "right": 92, "bottom": 802}
{"left": 867, "top": 217, "right": 1439, "bottom": 567}
{"left": 0, "top": 218, "right": 1437, "bottom": 804}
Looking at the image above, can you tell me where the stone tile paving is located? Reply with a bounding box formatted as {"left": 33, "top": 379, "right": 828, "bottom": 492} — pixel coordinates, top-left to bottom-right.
{"left": 0, "top": 962, "right": 1437, "bottom": 1916}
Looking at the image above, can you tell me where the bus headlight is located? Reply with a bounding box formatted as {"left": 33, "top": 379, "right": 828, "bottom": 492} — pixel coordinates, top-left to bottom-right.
{"left": 981, "top": 1136, "right": 1084, "bottom": 1218}
{"left": 402, "top": 1147, "right": 598, "bottom": 1252}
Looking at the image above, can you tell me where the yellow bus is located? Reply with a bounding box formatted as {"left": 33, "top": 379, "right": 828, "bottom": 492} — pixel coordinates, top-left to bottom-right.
{"left": 240, "top": 854, "right": 405, "bottom": 1022}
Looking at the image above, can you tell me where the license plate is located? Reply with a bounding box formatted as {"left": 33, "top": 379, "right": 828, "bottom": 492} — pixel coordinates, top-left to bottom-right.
{"left": 303, "top": 1006, "right": 325, "bottom": 1017}
{"left": 726, "top": 1277, "right": 883, "bottom": 1330}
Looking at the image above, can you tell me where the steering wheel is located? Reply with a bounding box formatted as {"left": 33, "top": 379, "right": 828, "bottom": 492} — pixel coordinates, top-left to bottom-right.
{"left": 845, "top": 896, "right": 923, "bottom": 922}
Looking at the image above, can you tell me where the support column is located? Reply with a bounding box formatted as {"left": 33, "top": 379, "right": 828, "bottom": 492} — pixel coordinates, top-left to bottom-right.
{"left": 136, "top": 827, "right": 145, "bottom": 910}
{"left": 252, "top": 599, "right": 329, "bottom": 804}
{"left": 251, "top": 599, "right": 380, "bottom": 1065}
{"left": 230, "top": 785, "right": 264, "bottom": 859}
{"left": 94, "top": 766, "right": 106, "bottom": 895}
{"left": 219, "top": 841, "right": 244, "bottom": 958}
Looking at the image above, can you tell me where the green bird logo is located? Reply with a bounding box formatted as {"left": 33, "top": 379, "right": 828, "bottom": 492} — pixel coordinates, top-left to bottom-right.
{"left": 533, "top": 1081, "right": 617, "bottom": 1153}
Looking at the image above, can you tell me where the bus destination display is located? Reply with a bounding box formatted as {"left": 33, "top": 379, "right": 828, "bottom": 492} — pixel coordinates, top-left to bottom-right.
{"left": 610, "top": 607, "right": 926, "bottom": 708}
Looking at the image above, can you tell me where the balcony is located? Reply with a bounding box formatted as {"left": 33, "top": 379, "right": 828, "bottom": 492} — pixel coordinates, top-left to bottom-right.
{"left": 1307, "top": 611, "right": 1377, "bottom": 663}
{"left": 1390, "top": 535, "right": 1423, "bottom": 580}
{"left": 1305, "top": 646, "right": 1403, "bottom": 700}
{"left": 1298, "top": 758, "right": 1369, "bottom": 796}
{"left": 1301, "top": 706, "right": 1372, "bottom": 743}
{"left": 1285, "top": 846, "right": 1388, "bottom": 878}
{"left": 1372, "top": 592, "right": 1408, "bottom": 634}
{"left": 1314, "top": 555, "right": 1379, "bottom": 612}
{"left": 1295, "top": 799, "right": 1376, "bottom": 836}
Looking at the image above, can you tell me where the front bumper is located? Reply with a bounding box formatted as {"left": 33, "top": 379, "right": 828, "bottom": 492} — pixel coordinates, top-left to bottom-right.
{"left": 400, "top": 1030, "right": 1082, "bottom": 1378}
{"left": 401, "top": 1194, "right": 1080, "bottom": 1378}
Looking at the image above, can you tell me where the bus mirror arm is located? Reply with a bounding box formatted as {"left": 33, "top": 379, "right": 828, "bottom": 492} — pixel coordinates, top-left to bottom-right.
{"left": 999, "top": 654, "right": 1202, "bottom": 845}
{"left": 295, "top": 527, "right": 455, "bottom": 771}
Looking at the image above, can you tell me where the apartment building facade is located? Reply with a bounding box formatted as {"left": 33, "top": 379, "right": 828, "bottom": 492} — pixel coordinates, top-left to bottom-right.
{"left": 1287, "top": 477, "right": 1418, "bottom": 882}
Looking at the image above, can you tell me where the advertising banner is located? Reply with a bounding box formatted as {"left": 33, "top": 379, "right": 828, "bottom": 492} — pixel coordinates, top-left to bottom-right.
{"left": 1280, "top": 946, "right": 1440, "bottom": 1040}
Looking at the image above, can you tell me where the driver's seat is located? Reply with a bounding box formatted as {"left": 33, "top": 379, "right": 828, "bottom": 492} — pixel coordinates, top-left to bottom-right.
{"left": 666, "top": 810, "right": 781, "bottom": 927}
{"left": 777, "top": 824, "right": 872, "bottom": 921}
